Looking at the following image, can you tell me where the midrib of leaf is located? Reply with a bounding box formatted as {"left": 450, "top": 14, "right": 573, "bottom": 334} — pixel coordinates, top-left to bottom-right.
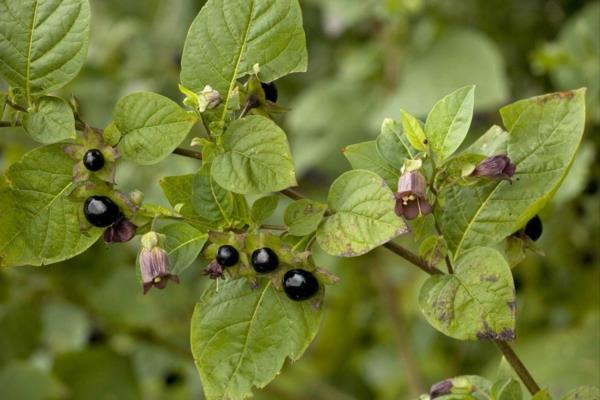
{"left": 439, "top": 94, "right": 469, "bottom": 156}
{"left": 224, "top": 280, "right": 271, "bottom": 393}
{"left": 220, "top": 0, "right": 255, "bottom": 121}
{"left": 0, "top": 181, "right": 73, "bottom": 256}
{"left": 25, "top": 0, "right": 39, "bottom": 106}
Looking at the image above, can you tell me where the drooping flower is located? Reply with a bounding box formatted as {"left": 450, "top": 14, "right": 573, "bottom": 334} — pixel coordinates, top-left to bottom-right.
{"left": 471, "top": 155, "right": 516, "bottom": 181}
{"left": 139, "top": 232, "right": 179, "bottom": 294}
{"left": 103, "top": 217, "right": 137, "bottom": 244}
{"left": 394, "top": 170, "right": 432, "bottom": 220}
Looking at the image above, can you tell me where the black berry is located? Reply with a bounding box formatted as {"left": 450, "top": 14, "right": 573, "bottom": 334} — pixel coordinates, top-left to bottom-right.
{"left": 216, "top": 245, "right": 239, "bottom": 267}
{"left": 83, "top": 149, "right": 105, "bottom": 171}
{"left": 83, "top": 196, "right": 121, "bottom": 227}
{"left": 251, "top": 247, "right": 279, "bottom": 273}
{"left": 524, "top": 215, "right": 543, "bottom": 241}
{"left": 261, "top": 82, "right": 278, "bottom": 103}
{"left": 283, "top": 269, "right": 319, "bottom": 301}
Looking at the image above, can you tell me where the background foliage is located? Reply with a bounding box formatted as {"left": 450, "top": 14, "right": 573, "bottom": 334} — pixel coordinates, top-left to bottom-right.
{"left": 0, "top": 0, "right": 598, "bottom": 399}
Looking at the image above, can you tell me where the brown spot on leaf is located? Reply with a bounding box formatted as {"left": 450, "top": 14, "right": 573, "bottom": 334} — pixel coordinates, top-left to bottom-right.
{"left": 508, "top": 300, "right": 517, "bottom": 315}
{"left": 536, "top": 90, "right": 575, "bottom": 103}
{"left": 476, "top": 321, "right": 515, "bottom": 341}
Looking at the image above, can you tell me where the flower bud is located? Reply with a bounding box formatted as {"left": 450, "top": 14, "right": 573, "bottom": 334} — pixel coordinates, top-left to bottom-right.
{"left": 139, "top": 232, "right": 179, "bottom": 294}
{"left": 203, "top": 260, "right": 224, "bottom": 279}
{"left": 103, "top": 218, "right": 137, "bottom": 244}
{"left": 395, "top": 170, "right": 432, "bottom": 220}
{"left": 471, "top": 155, "right": 516, "bottom": 181}
{"left": 198, "top": 85, "right": 222, "bottom": 112}
{"left": 429, "top": 379, "right": 452, "bottom": 399}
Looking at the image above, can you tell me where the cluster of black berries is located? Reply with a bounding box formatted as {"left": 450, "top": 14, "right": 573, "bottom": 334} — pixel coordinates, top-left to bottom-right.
{"left": 80, "top": 149, "right": 138, "bottom": 243}
{"left": 215, "top": 245, "right": 319, "bottom": 301}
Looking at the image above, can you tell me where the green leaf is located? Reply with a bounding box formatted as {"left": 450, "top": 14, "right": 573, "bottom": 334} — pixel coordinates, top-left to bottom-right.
{"left": 425, "top": 85, "right": 475, "bottom": 162}
{"left": 419, "top": 235, "right": 447, "bottom": 266}
{"left": 439, "top": 89, "right": 586, "bottom": 258}
{"left": 160, "top": 174, "right": 197, "bottom": 217}
{"left": 191, "top": 278, "right": 322, "bottom": 400}
{"left": 316, "top": 170, "right": 408, "bottom": 257}
{"left": 114, "top": 92, "right": 197, "bottom": 165}
{"left": 0, "top": 144, "right": 102, "bottom": 267}
{"left": 491, "top": 378, "right": 522, "bottom": 400}
{"left": 418, "top": 247, "right": 516, "bottom": 341}
{"left": 251, "top": 194, "right": 279, "bottom": 224}
{"left": 192, "top": 164, "right": 234, "bottom": 224}
{"left": 561, "top": 386, "right": 599, "bottom": 400}
{"left": 400, "top": 109, "right": 428, "bottom": 151}
{"left": 159, "top": 222, "right": 208, "bottom": 275}
{"left": 0, "top": 0, "right": 90, "bottom": 103}
{"left": 211, "top": 115, "right": 296, "bottom": 194}
{"left": 284, "top": 199, "right": 327, "bottom": 237}
{"left": 342, "top": 140, "right": 399, "bottom": 188}
{"left": 22, "top": 96, "right": 76, "bottom": 143}
{"left": 181, "top": 0, "right": 307, "bottom": 118}
{"left": 375, "top": 118, "right": 414, "bottom": 169}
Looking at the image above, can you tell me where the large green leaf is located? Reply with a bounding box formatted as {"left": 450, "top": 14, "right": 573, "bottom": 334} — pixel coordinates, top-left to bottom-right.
{"left": 211, "top": 115, "right": 296, "bottom": 194}
{"left": 425, "top": 85, "right": 475, "bottom": 163}
{"left": 22, "top": 96, "right": 75, "bottom": 143}
{"left": 181, "top": 0, "right": 307, "bottom": 118}
{"left": 114, "top": 92, "right": 197, "bottom": 165}
{"left": 0, "top": 0, "right": 90, "bottom": 103}
{"left": 0, "top": 144, "right": 102, "bottom": 267}
{"left": 284, "top": 199, "right": 327, "bottom": 237}
{"left": 419, "top": 247, "right": 516, "bottom": 341}
{"left": 375, "top": 117, "right": 414, "bottom": 169}
{"left": 439, "top": 89, "right": 586, "bottom": 258}
{"left": 316, "top": 170, "right": 408, "bottom": 257}
{"left": 191, "top": 278, "right": 322, "bottom": 400}
{"left": 192, "top": 164, "right": 234, "bottom": 224}
{"left": 159, "top": 222, "right": 208, "bottom": 275}
{"left": 342, "top": 140, "right": 399, "bottom": 189}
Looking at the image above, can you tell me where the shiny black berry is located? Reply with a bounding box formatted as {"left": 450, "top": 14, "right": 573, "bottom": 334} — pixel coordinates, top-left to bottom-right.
{"left": 524, "top": 215, "right": 543, "bottom": 241}
{"left": 83, "top": 149, "right": 105, "bottom": 171}
{"left": 283, "top": 269, "right": 319, "bottom": 301}
{"left": 83, "top": 196, "right": 121, "bottom": 227}
{"left": 216, "top": 245, "right": 239, "bottom": 267}
{"left": 251, "top": 247, "right": 279, "bottom": 273}
{"left": 261, "top": 82, "right": 278, "bottom": 103}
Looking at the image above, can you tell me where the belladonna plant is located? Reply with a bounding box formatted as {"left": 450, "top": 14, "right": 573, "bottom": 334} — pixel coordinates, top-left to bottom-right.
{"left": 0, "top": 0, "right": 593, "bottom": 399}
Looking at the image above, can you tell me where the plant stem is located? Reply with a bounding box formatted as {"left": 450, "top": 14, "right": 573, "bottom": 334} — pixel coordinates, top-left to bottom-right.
{"left": 494, "top": 340, "right": 541, "bottom": 394}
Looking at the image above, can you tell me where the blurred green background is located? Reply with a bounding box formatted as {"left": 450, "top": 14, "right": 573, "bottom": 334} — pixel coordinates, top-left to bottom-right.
{"left": 0, "top": 0, "right": 599, "bottom": 399}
